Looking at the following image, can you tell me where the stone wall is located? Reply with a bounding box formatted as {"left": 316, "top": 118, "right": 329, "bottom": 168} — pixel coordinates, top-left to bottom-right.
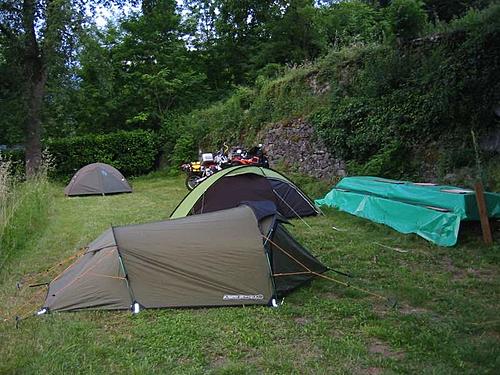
{"left": 481, "top": 127, "right": 500, "bottom": 153}
{"left": 260, "top": 118, "right": 345, "bottom": 180}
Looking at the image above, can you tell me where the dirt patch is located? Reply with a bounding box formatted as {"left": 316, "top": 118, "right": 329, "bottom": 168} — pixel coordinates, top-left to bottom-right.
{"left": 399, "top": 304, "right": 430, "bottom": 315}
{"left": 102, "top": 313, "right": 132, "bottom": 332}
{"left": 348, "top": 363, "right": 386, "bottom": 375}
{"left": 372, "top": 302, "right": 393, "bottom": 317}
{"left": 292, "top": 338, "right": 324, "bottom": 364}
{"left": 368, "top": 340, "right": 405, "bottom": 360}
{"left": 294, "top": 317, "right": 310, "bottom": 325}
{"left": 363, "top": 367, "right": 384, "bottom": 375}
{"left": 443, "top": 257, "right": 467, "bottom": 280}
{"left": 443, "top": 257, "right": 496, "bottom": 282}
{"left": 324, "top": 290, "right": 349, "bottom": 300}
{"left": 466, "top": 267, "right": 496, "bottom": 281}
{"left": 210, "top": 355, "right": 227, "bottom": 369}
{"left": 330, "top": 328, "right": 345, "bottom": 339}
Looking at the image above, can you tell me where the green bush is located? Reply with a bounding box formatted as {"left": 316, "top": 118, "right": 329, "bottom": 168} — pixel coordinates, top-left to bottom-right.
{"left": 171, "top": 133, "right": 197, "bottom": 167}
{"left": 346, "top": 141, "right": 414, "bottom": 178}
{"left": 47, "top": 129, "right": 158, "bottom": 179}
{"left": 319, "top": 1, "right": 386, "bottom": 48}
{"left": 384, "top": 0, "right": 428, "bottom": 41}
{"left": 1, "top": 130, "right": 159, "bottom": 179}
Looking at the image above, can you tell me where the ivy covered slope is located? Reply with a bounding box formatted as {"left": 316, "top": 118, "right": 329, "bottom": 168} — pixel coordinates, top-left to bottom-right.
{"left": 168, "top": 5, "right": 500, "bottom": 190}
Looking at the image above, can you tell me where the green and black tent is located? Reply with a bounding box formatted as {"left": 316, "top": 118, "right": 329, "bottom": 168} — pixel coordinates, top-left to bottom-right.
{"left": 170, "top": 166, "right": 320, "bottom": 220}
{"left": 39, "top": 203, "right": 327, "bottom": 313}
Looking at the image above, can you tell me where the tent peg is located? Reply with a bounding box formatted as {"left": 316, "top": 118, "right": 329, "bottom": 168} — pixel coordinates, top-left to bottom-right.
{"left": 131, "top": 302, "right": 141, "bottom": 314}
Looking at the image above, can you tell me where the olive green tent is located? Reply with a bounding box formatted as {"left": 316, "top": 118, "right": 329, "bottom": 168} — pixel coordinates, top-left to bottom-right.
{"left": 170, "top": 166, "right": 320, "bottom": 220}
{"left": 64, "top": 163, "right": 132, "bottom": 196}
{"left": 40, "top": 203, "right": 327, "bottom": 313}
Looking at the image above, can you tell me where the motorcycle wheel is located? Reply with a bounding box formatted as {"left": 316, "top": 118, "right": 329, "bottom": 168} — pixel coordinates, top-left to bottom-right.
{"left": 185, "top": 175, "right": 200, "bottom": 190}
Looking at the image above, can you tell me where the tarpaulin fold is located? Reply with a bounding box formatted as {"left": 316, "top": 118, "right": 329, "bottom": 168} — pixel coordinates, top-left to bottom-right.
{"left": 315, "top": 176, "right": 500, "bottom": 247}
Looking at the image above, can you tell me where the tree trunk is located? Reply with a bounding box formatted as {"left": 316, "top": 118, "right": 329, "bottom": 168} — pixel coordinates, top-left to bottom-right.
{"left": 25, "top": 68, "right": 47, "bottom": 178}
{"left": 23, "top": 0, "right": 47, "bottom": 178}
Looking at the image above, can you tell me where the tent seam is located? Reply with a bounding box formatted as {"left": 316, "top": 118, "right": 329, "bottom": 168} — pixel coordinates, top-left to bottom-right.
{"left": 111, "top": 226, "right": 136, "bottom": 308}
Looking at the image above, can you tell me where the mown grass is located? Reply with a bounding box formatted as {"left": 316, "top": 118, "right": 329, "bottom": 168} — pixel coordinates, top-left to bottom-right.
{"left": 0, "top": 175, "right": 498, "bottom": 374}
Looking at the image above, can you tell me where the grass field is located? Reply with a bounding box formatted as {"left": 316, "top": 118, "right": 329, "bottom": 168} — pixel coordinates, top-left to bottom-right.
{"left": 0, "top": 174, "right": 499, "bottom": 374}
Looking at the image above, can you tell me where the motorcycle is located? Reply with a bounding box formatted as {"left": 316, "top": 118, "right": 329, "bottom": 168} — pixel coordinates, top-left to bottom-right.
{"left": 230, "top": 144, "right": 269, "bottom": 168}
{"left": 181, "top": 145, "right": 231, "bottom": 190}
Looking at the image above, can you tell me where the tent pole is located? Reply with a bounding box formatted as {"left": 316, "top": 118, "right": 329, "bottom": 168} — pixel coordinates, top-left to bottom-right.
{"left": 111, "top": 226, "right": 137, "bottom": 309}
{"left": 262, "top": 221, "right": 281, "bottom": 307}
{"left": 200, "top": 193, "right": 206, "bottom": 214}
{"left": 262, "top": 166, "right": 320, "bottom": 215}
{"left": 273, "top": 189, "right": 311, "bottom": 229}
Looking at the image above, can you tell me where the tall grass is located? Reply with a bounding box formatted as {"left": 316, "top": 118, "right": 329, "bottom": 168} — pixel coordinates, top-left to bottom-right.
{"left": 0, "top": 153, "right": 53, "bottom": 272}
{"left": 0, "top": 156, "right": 14, "bottom": 246}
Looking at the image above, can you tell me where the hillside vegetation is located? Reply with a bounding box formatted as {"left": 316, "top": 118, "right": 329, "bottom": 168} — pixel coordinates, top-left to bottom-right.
{"left": 165, "top": 4, "right": 500, "bottom": 189}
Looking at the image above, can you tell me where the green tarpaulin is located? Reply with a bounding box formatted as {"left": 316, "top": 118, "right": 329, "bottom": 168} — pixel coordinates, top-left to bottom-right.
{"left": 315, "top": 176, "right": 500, "bottom": 247}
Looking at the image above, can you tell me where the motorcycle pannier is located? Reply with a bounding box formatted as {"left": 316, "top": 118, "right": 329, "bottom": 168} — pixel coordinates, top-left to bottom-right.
{"left": 201, "top": 153, "right": 214, "bottom": 164}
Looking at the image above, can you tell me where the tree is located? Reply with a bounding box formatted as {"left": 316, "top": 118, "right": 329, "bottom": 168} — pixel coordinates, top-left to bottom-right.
{"left": 184, "top": 0, "right": 286, "bottom": 86}
{"left": 384, "top": 0, "right": 428, "bottom": 41}
{"left": 0, "top": 0, "right": 131, "bottom": 176}
{"left": 117, "top": 0, "right": 205, "bottom": 128}
{"left": 318, "top": 1, "right": 384, "bottom": 48}
{"left": 423, "top": 0, "right": 492, "bottom": 22}
{"left": 182, "top": 0, "right": 229, "bottom": 93}
{"left": 181, "top": 1, "right": 328, "bottom": 88}
{"left": 0, "top": 31, "right": 25, "bottom": 145}
{"left": 68, "top": 0, "right": 206, "bottom": 133}
{"left": 259, "top": 0, "right": 323, "bottom": 64}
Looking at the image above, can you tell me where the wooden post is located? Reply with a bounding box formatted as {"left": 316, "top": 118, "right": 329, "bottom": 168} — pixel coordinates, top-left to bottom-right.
{"left": 474, "top": 182, "right": 493, "bottom": 245}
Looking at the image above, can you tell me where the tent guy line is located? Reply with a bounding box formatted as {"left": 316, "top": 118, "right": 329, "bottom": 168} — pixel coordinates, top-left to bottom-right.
{"left": 264, "top": 234, "right": 388, "bottom": 302}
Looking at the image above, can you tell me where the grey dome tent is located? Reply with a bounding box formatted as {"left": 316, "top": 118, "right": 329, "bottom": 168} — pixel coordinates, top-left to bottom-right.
{"left": 64, "top": 163, "right": 132, "bottom": 196}
{"left": 40, "top": 203, "right": 327, "bottom": 313}
{"left": 170, "top": 166, "right": 320, "bottom": 220}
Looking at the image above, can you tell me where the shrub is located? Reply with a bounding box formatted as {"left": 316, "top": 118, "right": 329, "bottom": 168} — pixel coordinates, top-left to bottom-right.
{"left": 384, "top": 0, "right": 428, "bottom": 41}
{"left": 1, "top": 130, "right": 159, "bottom": 180}
{"left": 171, "top": 133, "right": 197, "bottom": 167}
{"left": 319, "top": 1, "right": 386, "bottom": 48}
{"left": 46, "top": 129, "right": 158, "bottom": 179}
{"left": 346, "top": 141, "right": 414, "bottom": 178}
